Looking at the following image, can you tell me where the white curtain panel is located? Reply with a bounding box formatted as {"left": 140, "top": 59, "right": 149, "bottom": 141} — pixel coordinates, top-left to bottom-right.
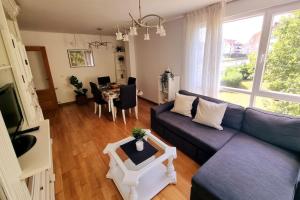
{"left": 182, "top": 2, "right": 224, "bottom": 97}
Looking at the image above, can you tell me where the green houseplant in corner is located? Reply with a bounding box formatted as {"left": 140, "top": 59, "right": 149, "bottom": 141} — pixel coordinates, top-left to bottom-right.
{"left": 132, "top": 128, "right": 146, "bottom": 151}
{"left": 69, "top": 75, "right": 88, "bottom": 105}
{"left": 160, "top": 69, "right": 174, "bottom": 93}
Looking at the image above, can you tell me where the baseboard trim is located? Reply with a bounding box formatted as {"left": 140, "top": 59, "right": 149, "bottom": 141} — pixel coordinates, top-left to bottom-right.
{"left": 138, "top": 96, "right": 158, "bottom": 105}
{"left": 59, "top": 98, "right": 93, "bottom": 107}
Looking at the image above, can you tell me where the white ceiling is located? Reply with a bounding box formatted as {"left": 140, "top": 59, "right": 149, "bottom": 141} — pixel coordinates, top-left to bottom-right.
{"left": 17, "top": 0, "right": 219, "bottom": 35}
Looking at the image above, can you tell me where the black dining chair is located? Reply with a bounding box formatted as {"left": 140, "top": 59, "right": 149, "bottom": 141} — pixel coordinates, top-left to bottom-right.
{"left": 127, "top": 77, "right": 136, "bottom": 85}
{"left": 113, "top": 84, "right": 137, "bottom": 124}
{"left": 89, "top": 82, "right": 107, "bottom": 118}
{"left": 98, "top": 76, "right": 111, "bottom": 86}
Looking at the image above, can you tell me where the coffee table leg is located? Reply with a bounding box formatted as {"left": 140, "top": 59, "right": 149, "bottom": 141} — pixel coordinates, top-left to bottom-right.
{"left": 106, "top": 156, "right": 117, "bottom": 179}
{"left": 129, "top": 185, "right": 137, "bottom": 200}
{"left": 167, "top": 157, "right": 177, "bottom": 184}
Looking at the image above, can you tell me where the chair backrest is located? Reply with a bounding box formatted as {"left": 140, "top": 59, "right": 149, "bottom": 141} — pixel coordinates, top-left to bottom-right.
{"left": 119, "top": 84, "right": 136, "bottom": 109}
{"left": 128, "top": 77, "right": 136, "bottom": 85}
{"left": 89, "top": 82, "right": 103, "bottom": 101}
{"left": 98, "top": 76, "right": 111, "bottom": 86}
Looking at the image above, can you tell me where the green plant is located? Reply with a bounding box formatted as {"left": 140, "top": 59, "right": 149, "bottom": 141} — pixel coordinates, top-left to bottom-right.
{"left": 221, "top": 67, "right": 243, "bottom": 87}
{"left": 160, "top": 70, "right": 174, "bottom": 92}
{"left": 132, "top": 128, "right": 146, "bottom": 140}
{"left": 69, "top": 75, "right": 88, "bottom": 96}
{"left": 239, "top": 53, "right": 256, "bottom": 80}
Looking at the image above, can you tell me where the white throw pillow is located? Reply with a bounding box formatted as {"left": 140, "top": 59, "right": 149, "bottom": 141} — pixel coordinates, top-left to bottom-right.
{"left": 171, "top": 93, "right": 196, "bottom": 117}
{"left": 193, "top": 98, "right": 227, "bottom": 130}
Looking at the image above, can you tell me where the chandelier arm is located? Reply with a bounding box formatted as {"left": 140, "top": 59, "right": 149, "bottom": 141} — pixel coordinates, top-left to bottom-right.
{"left": 140, "top": 14, "right": 165, "bottom": 24}
{"left": 129, "top": 12, "right": 141, "bottom": 26}
{"left": 129, "top": 13, "right": 165, "bottom": 29}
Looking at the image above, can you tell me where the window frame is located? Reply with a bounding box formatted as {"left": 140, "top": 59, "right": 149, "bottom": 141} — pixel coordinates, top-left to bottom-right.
{"left": 220, "top": 1, "right": 300, "bottom": 109}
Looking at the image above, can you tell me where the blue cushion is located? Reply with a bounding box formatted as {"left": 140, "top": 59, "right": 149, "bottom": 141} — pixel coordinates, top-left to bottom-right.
{"left": 157, "top": 111, "right": 238, "bottom": 154}
{"left": 192, "top": 133, "right": 300, "bottom": 200}
{"left": 179, "top": 90, "right": 245, "bottom": 130}
{"left": 242, "top": 108, "right": 300, "bottom": 153}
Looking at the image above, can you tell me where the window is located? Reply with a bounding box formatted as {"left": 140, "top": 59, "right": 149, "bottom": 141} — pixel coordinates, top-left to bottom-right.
{"left": 221, "top": 16, "right": 263, "bottom": 91}
{"left": 261, "top": 11, "right": 300, "bottom": 95}
{"left": 219, "top": 2, "right": 300, "bottom": 116}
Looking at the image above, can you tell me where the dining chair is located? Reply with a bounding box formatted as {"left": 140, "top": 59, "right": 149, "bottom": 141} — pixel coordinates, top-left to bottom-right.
{"left": 113, "top": 84, "right": 137, "bottom": 124}
{"left": 98, "top": 76, "right": 111, "bottom": 86}
{"left": 127, "top": 77, "right": 136, "bottom": 85}
{"left": 89, "top": 82, "right": 107, "bottom": 118}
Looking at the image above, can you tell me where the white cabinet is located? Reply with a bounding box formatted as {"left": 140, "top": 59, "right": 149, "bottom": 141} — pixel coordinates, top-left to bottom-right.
{"left": 0, "top": 1, "right": 51, "bottom": 200}
{"left": 158, "top": 75, "right": 180, "bottom": 104}
{"left": 18, "top": 120, "right": 55, "bottom": 200}
{"left": 0, "top": 33, "right": 9, "bottom": 67}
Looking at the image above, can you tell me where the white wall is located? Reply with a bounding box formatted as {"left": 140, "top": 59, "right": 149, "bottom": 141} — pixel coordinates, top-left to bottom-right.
{"left": 21, "top": 30, "right": 120, "bottom": 104}
{"left": 134, "top": 0, "right": 298, "bottom": 102}
{"left": 135, "top": 18, "right": 184, "bottom": 103}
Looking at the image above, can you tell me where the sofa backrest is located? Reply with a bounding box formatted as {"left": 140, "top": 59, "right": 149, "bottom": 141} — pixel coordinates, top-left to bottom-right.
{"left": 179, "top": 90, "right": 245, "bottom": 130}
{"left": 242, "top": 108, "right": 300, "bottom": 153}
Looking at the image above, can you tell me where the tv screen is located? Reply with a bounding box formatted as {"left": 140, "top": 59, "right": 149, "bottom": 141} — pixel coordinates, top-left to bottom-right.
{"left": 0, "top": 83, "right": 23, "bottom": 135}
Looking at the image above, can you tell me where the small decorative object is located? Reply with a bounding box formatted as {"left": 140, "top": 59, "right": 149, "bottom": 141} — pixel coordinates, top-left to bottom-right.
{"left": 116, "top": 46, "right": 125, "bottom": 52}
{"left": 132, "top": 128, "right": 146, "bottom": 151}
{"left": 69, "top": 75, "right": 88, "bottom": 105}
{"left": 68, "top": 49, "right": 94, "bottom": 68}
{"left": 118, "top": 56, "right": 125, "bottom": 63}
{"left": 160, "top": 68, "right": 174, "bottom": 93}
{"left": 136, "top": 140, "right": 144, "bottom": 151}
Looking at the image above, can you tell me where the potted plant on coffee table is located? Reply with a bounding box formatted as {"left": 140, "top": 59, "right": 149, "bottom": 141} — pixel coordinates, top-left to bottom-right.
{"left": 132, "top": 128, "right": 146, "bottom": 151}
{"left": 69, "top": 75, "right": 88, "bottom": 105}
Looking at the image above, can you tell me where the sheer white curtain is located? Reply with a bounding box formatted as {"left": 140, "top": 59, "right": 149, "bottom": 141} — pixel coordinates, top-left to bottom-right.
{"left": 182, "top": 2, "right": 224, "bottom": 97}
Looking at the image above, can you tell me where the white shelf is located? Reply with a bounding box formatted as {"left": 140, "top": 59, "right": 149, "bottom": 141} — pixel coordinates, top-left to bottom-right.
{"left": 0, "top": 65, "right": 11, "bottom": 70}
{"left": 18, "top": 120, "right": 51, "bottom": 180}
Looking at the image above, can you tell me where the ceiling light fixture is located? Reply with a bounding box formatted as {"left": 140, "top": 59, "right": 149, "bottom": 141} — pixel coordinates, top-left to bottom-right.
{"left": 89, "top": 28, "right": 112, "bottom": 48}
{"left": 116, "top": 0, "right": 166, "bottom": 41}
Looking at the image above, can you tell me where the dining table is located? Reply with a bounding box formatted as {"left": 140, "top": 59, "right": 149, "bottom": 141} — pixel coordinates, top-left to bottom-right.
{"left": 99, "top": 83, "right": 143, "bottom": 122}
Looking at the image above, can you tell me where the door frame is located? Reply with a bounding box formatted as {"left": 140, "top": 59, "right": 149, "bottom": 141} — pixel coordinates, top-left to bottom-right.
{"left": 25, "top": 46, "right": 58, "bottom": 110}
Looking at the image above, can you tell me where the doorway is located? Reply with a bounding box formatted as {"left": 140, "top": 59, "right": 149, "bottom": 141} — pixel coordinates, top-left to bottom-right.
{"left": 25, "top": 46, "right": 58, "bottom": 115}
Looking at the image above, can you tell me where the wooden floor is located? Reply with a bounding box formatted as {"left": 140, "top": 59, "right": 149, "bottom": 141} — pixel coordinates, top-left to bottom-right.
{"left": 48, "top": 99, "right": 199, "bottom": 200}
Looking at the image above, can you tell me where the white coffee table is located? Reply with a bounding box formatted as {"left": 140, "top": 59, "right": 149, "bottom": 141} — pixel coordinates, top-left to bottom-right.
{"left": 103, "top": 129, "right": 177, "bottom": 200}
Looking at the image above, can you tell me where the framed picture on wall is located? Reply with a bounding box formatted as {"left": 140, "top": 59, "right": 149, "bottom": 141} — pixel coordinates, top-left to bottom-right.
{"left": 67, "top": 49, "right": 94, "bottom": 68}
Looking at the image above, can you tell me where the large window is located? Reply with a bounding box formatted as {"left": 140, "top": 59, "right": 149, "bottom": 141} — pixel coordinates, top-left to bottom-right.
{"left": 219, "top": 3, "right": 300, "bottom": 116}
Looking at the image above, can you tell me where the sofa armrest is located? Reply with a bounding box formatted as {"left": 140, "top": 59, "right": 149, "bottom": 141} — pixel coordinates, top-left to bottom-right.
{"left": 151, "top": 101, "right": 174, "bottom": 133}
{"left": 151, "top": 101, "right": 174, "bottom": 117}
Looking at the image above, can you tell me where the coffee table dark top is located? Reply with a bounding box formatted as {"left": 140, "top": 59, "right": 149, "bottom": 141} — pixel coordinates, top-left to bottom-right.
{"left": 120, "top": 139, "right": 158, "bottom": 165}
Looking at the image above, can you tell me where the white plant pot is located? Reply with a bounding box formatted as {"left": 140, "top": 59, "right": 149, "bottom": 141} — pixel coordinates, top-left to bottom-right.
{"left": 136, "top": 140, "right": 144, "bottom": 151}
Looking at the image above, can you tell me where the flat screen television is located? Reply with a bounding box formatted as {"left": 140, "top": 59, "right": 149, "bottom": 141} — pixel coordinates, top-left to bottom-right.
{"left": 0, "top": 83, "right": 23, "bottom": 136}
{"left": 0, "top": 83, "right": 36, "bottom": 157}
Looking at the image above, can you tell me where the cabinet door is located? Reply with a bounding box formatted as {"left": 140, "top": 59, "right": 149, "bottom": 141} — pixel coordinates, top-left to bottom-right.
{"left": 17, "top": 42, "right": 33, "bottom": 82}
{"left": 0, "top": 31, "right": 10, "bottom": 67}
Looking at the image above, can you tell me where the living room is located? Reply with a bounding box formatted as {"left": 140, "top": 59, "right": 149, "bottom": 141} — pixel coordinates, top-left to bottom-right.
{"left": 0, "top": 0, "right": 299, "bottom": 200}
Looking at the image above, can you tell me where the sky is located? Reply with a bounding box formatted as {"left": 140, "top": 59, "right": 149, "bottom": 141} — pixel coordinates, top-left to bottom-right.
{"left": 223, "top": 13, "right": 291, "bottom": 44}
{"left": 223, "top": 15, "right": 264, "bottom": 44}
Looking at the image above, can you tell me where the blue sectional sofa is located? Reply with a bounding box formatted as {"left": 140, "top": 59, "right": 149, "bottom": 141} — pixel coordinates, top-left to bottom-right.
{"left": 151, "top": 90, "right": 300, "bottom": 200}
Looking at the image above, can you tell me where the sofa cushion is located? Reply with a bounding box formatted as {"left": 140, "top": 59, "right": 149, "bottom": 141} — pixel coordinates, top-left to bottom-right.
{"left": 242, "top": 108, "right": 300, "bottom": 153}
{"left": 193, "top": 98, "right": 228, "bottom": 130}
{"left": 157, "top": 111, "right": 238, "bottom": 154}
{"left": 192, "top": 133, "right": 300, "bottom": 200}
{"left": 171, "top": 93, "right": 196, "bottom": 117}
{"left": 179, "top": 90, "right": 245, "bottom": 130}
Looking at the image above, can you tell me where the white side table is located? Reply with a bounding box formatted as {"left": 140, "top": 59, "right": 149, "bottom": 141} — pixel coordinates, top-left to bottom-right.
{"left": 103, "top": 130, "right": 177, "bottom": 200}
